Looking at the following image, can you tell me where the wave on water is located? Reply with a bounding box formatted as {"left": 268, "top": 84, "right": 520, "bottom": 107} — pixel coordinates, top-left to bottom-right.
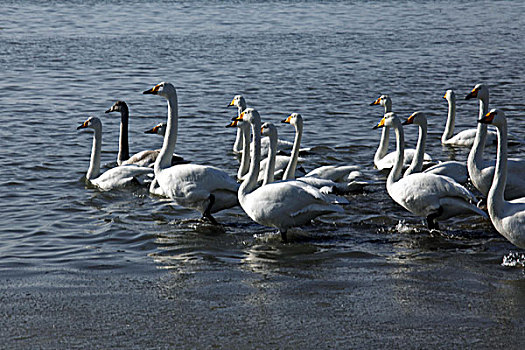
{"left": 501, "top": 251, "right": 525, "bottom": 268}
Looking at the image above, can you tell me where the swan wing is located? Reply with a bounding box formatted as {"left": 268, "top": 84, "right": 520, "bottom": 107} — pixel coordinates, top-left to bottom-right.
{"left": 242, "top": 181, "right": 342, "bottom": 230}
{"left": 157, "top": 164, "right": 239, "bottom": 213}
{"left": 389, "top": 173, "right": 478, "bottom": 218}
{"left": 91, "top": 165, "right": 153, "bottom": 191}
{"left": 305, "top": 165, "right": 361, "bottom": 182}
{"left": 423, "top": 161, "right": 468, "bottom": 184}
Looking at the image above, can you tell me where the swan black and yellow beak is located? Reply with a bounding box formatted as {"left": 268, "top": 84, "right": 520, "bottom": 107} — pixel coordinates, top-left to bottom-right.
{"left": 233, "top": 111, "right": 245, "bottom": 121}
{"left": 465, "top": 87, "right": 478, "bottom": 100}
{"left": 227, "top": 98, "right": 235, "bottom": 108}
{"left": 281, "top": 114, "right": 292, "bottom": 124}
{"left": 478, "top": 110, "right": 496, "bottom": 124}
{"left": 402, "top": 113, "right": 416, "bottom": 126}
{"left": 370, "top": 97, "right": 381, "bottom": 106}
{"left": 225, "top": 120, "right": 238, "bottom": 128}
{"left": 144, "top": 125, "right": 160, "bottom": 134}
{"left": 77, "top": 120, "right": 89, "bottom": 130}
{"left": 373, "top": 116, "right": 386, "bottom": 129}
{"left": 143, "top": 84, "right": 161, "bottom": 95}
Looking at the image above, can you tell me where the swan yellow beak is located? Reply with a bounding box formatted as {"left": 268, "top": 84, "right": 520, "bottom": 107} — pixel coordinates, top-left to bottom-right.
{"left": 225, "top": 120, "right": 238, "bottom": 128}
{"left": 465, "top": 87, "right": 478, "bottom": 100}
{"left": 233, "top": 111, "right": 245, "bottom": 121}
{"left": 370, "top": 97, "right": 381, "bottom": 106}
{"left": 227, "top": 98, "right": 236, "bottom": 108}
{"left": 77, "top": 120, "right": 89, "bottom": 130}
{"left": 478, "top": 110, "right": 496, "bottom": 124}
{"left": 145, "top": 124, "right": 160, "bottom": 134}
{"left": 402, "top": 113, "right": 416, "bottom": 125}
{"left": 373, "top": 117, "right": 386, "bottom": 129}
{"left": 281, "top": 115, "right": 293, "bottom": 124}
{"left": 143, "top": 84, "right": 161, "bottom": 95}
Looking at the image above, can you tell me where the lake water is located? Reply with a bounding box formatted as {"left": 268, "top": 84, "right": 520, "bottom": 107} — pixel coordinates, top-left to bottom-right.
{"left": 1, "top": 0, "right": 524, "bottom": 348}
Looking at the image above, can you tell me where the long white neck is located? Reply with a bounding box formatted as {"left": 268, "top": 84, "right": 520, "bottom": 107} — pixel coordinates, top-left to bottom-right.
{"left": 442, "top": 97, "right": 456, "bottom": 143}
{"left": 375, "top": 126, "right": 390, "bottom": 163}
{"left": 87, "top": 124, "right": 102, "bottom": 180}
{"left": 282, "top": 121, "right": 303, "bottom": 180}
{"left": 263, "top": 130, "right": 277, "bottom": 185}
{"left": 404, "top": 121, "right": 427, "bottom": 176}
{"left": 375, "top": 104, "right": 392, "bottom": 163}
{"left": 240, "top": 116, "right": 262, "bottom": 197}
{"left": 155, "top": 93, "right": 178, "bottom": 175}
{"left": 117, "top": 107, "right": 129, "bottom": 165}
{"left": 237, "top": 123, "right": 251, "bottom": 180}
{"left": 387, "top": 119, "right": 405, "bottom": 189}
{"left": 488, "top": 118, "right": 508, "bottom": 217}
{"left": 233, "top": 104, "right": 246, "bottom": 152}
{"left": 467, "top": 95, "right": 489, "bottom": 183}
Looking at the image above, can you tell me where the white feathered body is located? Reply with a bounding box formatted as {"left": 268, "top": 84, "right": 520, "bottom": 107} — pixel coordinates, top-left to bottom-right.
{"left": 443, "top": 128, "right": 497, "bottom": 147}
{"left": 376, "top": 148, "right": 432, "bottom": 171}
{"left": 157, "top": 164, "right": 239, "bottom": 214}
{"left": 90, "top": 165, "right": 153, "bottom": 191}
{"left": 240, "top": 180, "right": 343, "bottom": 232}
{"left": 388, "top": 172, "right": 486, "bottom": 220}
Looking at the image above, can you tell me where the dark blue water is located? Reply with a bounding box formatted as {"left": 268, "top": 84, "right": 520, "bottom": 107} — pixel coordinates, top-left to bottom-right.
{"left": 1, "top": 1, "right": 524, "bottom": 348}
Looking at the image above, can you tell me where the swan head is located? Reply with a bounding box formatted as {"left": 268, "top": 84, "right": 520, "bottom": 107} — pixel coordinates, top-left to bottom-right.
{"left": 479, "top": 108, "right": 505, "bottom": 127}
{"left": 144, "top": 122, "right": 166, "bottom": 136}
{"left": 465, "top": 83, "right": 489, "bottom": 100}
{"left": 370, "top": 94, "right": 392, "bottom": 111}
{"left": 373, "top": 112, "right": 398, "bottom": 129}
{"left": 77, "top": 116, "right": 102, "bottom": 131}
{"left": 261, "top": 122, "right": 277, "bottom": 138}
{"left": 233, "top": 107, "right": 260, "bottom": 125}
{"left": 443, "top": 89, "right": 455, "bottom": 102}
{"left": 143, "top": 82, "right": 176, "bottom": 99}
{"left": 228, "top": 95, "right": 246, "bottom": 109}
{"left": 281, "top": 113, "right": 303, "bottom": 128}
{"left": 402, "top": 111, "right": 427, "bottom": 127}
{"left": 105, "top": 100, "right": 128, "bottom": 114}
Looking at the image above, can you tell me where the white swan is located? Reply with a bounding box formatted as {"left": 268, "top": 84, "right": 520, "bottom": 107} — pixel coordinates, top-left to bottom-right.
{"left": 441, "top": 89, "right": 497, "bottom": 147}
{"left": 402, "top": 111, "right": 468, "bottom": 184}
{"left": 281, "top": 113, "right": 368, "bottom": 193}
{"left": 77, "top": 116, "right": 153, "bottom": 191}
{"left": 105, "top": 101, "right": 186, "bottom": 168}
{"left": 465, "top": 84, "right": 525, "bottom": 199}
{"left": 143, "top": 82, "right": 239, "bottom": 223}
{"left": 479, "top": 109, "right": 525, "bottom": 248}
{"left": 370, "top": 95, "right": 432, "bottom": 170}
{"left": 373, "top": 112, "right": 487, "bottom": 229}
{"left": 235, "top": 108, "right": 344, "bottom": 242}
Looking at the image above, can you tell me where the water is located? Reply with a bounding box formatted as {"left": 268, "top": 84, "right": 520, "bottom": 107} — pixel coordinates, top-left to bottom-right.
{"left": 1, "top": 0, "right": 525, "bottom": 348}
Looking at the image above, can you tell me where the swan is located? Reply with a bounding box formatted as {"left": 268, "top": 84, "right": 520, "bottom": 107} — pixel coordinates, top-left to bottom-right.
{"left": 441, "top": 89, "right": 497, "bottom": 147}
{"left": 280, "top": 113, "right": 368, "bottom": 193}
{"left": 235, "top": 108, "right": 344, "bottom": 242}
{"left": 465, "top": 84, "right": 525, "bottom": 199}
{"left": 402, "top": 111, "right": 469, "bottom": 184}
{"left": 479, "top": 109, "right": 525, "bottom": 248}
{"left": 373, "top": 112, "right": 487, "bottom": 229}
{"left": 105, "top": 101, "right": 186, "bottom": 168}
{"left": 77, "top": 116, "right": 153, "bottom": 191}
{"left": 370, "top": 95, "right": 432, "bottom": 170}
{"left": 143, "top": 82, "right": 239, "bottom": 223}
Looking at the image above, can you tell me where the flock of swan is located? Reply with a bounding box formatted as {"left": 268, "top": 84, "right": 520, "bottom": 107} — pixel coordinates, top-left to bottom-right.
{"left": 77, "top": 82, "right": 525, "bottom": 247}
